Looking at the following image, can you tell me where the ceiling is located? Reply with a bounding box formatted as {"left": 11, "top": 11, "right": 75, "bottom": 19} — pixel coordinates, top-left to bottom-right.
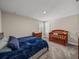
{"left": 0, "top": 0, "right": 79, "bottom": 21}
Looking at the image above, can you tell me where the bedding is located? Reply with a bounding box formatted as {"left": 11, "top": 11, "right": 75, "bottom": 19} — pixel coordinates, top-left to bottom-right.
{"left": 0, "top": 47, "right": 11, "bottom": 53}
{"left": 0, "top": 36, "right": 48, "bottom": 59}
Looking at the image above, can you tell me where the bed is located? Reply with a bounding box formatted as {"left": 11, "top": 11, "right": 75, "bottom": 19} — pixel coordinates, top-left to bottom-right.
{"left": 0, "top": 34, "right": 48, "bottom": 59}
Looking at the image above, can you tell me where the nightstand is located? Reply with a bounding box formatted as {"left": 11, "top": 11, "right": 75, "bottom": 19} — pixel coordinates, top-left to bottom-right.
{"left": 32, "top": 32, "right": 42, "bottom": 38}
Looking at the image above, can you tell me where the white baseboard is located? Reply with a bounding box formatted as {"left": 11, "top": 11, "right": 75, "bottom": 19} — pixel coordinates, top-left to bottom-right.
{"left": 68, "top": 41, "right": 78, "bottom": 46}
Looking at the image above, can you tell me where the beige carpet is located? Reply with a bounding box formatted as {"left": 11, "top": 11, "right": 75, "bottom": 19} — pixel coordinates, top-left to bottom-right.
{"left": 44, "top": 41, "right": 78, "bottom": 59}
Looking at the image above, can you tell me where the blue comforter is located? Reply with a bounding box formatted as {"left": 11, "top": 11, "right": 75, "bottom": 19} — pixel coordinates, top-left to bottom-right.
{"left": 0, "top": 36, "right": 48, "bottom": 59}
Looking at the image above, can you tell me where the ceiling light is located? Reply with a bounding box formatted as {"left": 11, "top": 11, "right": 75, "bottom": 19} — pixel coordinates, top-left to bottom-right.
{"left": 43, "top": 11, "right": 47, "bottom": 14}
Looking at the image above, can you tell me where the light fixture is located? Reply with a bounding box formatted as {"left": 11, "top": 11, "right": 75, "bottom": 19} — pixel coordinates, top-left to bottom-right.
{"left": 43, "top": 10, "right": 47, "bottom": 15}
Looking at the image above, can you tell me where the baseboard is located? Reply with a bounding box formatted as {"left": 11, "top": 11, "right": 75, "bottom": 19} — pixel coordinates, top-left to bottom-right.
{"left": 68, "top": 42, "right": 78, "bottom": 46}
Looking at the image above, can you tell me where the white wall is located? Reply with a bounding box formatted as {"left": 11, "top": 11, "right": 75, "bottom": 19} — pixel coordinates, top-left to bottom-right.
{"left": 0, "top": 10, "right": 2, "bottom": 32}
{"left": 48, "top": 14, "right": 79, "bottom": 45}
{"left": 2, "top": 12, "right": 42, "bottom": 37}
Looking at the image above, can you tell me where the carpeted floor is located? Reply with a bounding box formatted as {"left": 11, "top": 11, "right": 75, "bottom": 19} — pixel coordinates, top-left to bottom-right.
{"left": 43, "top": 40, "right": 78, "bottom": 59}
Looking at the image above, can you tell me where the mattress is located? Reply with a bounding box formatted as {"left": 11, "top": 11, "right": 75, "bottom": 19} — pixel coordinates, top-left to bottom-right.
{"left": 29, "top": 48, "right": 48, "bottom": 59}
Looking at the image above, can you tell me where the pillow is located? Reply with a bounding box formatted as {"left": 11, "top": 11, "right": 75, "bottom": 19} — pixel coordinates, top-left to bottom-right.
{"left": 2, "top": 36, "right": 9, "bottom": 42}
{"left": 0, "top": 40, "right": 7, "bottom": 49}
{"left": 0, "top": 37, "right": 9, "bottom": 49}
{"left": 8, "top": 36, "right": 20, "bottom": 50}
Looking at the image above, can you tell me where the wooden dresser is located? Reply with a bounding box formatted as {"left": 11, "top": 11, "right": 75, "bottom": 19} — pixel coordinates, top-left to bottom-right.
{"left": 32, "top": 32, "right": 42, "bottom": 38}
{"left": 49, "top": 30, "right": 68, "bottom": 46}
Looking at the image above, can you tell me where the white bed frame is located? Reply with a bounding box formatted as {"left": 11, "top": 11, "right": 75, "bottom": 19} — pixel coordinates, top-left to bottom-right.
{"left": 29, "top": 48, "right": 48, "bottom": 59}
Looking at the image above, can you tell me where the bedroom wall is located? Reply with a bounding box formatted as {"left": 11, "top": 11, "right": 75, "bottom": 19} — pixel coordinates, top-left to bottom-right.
{"left": 2, "top": 12, "right": 42, "bottom": 37}
{"left": 48, "top": 14, "right": 79, "bottom": 45}
{"left": 0, "top": 10, "right": 2, "bottom": 32}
